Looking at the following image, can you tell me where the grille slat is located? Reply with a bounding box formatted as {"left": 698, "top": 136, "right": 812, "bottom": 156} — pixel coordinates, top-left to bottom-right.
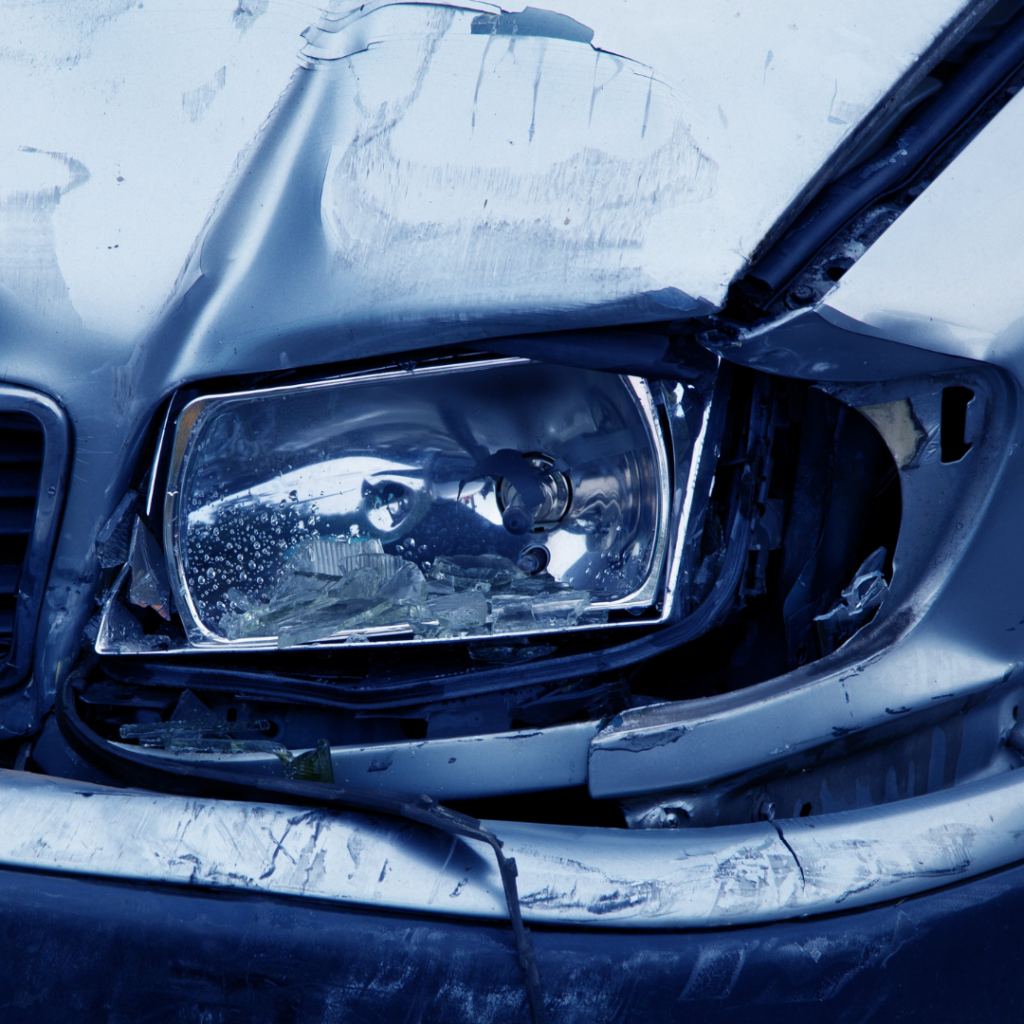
{"left": 0, "top": 412, "right": 44, "bottom": 645}
{"left": 0, "top": 503, "right": 36, "bottom": 535}
{"left": 0, "top": 565, "right": 20, "bottom": 594}
{"left": 0, "top": 465, "right": 42, "bottom": 498}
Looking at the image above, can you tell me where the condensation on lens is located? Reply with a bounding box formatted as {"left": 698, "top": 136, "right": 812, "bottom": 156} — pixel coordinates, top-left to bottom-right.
{"left": 168, "top": 358, "right": 668, "bottom": 646}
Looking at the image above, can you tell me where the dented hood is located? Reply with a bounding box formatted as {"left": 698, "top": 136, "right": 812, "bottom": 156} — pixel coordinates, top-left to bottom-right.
{"left": 0, "top": 0, "right": 991, "bottom": 369}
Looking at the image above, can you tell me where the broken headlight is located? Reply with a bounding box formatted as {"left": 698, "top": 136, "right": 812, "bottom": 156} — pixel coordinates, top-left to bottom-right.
{"left": 97, "top": 356, "right": 714, "bottom": 653}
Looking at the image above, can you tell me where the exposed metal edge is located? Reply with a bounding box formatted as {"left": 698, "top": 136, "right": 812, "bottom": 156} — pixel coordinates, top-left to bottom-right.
{"left": 739, "top": 0, "right": 1001, "bottom": 277}
{"left": 111, "top": 719, "right": 599, "bottom": 800}
{"left": 1, "top": 767, "right": 1023, "bottom": 928}
{"left": 0, "top": 383, "right": 71, "bottom": 689}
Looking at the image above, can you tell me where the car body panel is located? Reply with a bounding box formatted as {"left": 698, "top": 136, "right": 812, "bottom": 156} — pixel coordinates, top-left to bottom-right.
{"left": 4, "top": 765, "right": 1024, "bottom": 928}
{"left": 4, "top": 5, "right": 1024, "bottom": 1017}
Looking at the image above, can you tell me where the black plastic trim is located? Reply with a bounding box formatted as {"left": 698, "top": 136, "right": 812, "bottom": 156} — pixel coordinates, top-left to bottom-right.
{"left": 0, "top": 383, "right": 70, "bottom": 689}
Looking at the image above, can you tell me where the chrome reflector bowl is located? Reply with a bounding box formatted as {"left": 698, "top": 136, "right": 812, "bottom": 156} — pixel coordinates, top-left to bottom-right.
{"left": 164, "top": 358, "right": 670, "bottom": 648}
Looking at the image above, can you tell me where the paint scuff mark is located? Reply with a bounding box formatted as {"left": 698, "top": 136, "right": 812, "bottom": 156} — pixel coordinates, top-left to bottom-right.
{"left": 182, "top": 66, "right": 226, "bottom": 123}
{"left": 601, "top": 726, "right": 688, "bottom": 752}
{"left": 233, "top": 0, "right": 267, "bottom": 33}
{"left": 679, "top": 946, "right": 748, "bottom": 1000}
{"left": 529, "top": 43, "right": 546, "bottom": 143}
{"left": 470, "top": 9, "right": 594, "bottom": 44}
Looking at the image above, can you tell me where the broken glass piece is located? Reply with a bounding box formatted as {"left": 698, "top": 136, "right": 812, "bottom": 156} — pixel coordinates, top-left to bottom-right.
{"left": 814, "top": 547, "right": 889, "bottom": 653}
{"left": 219, "top": 539, "right": 432, "bottom": 645}
{"left": 97, "top": 490, "right": 139, "bottom": 569}
{"left": 128, "top": 517, "right": 170, "bottom": 619}
{"left": 276, "top": 597, "right": 427, "bottom": 649}
{"left": 426, "top": 576, "right": 456, "bottom": 597}
{"left": 281, "top": 739, "right": 335, "bottom": 783}
{"left": 377, "top": 560, "right": 429, "bottom": 603}
{"left": 170, "top": 688, "right": 223, "bottom": 726}
{"left": 490, "top": 594, "right": 538, "bottom": 633}
{"left": 427, "top": 590, "right": 488, "bottom": 631}
{"left": 431, "top": 553, "right": 524, "bottom": 590}
{"left": 508, "top": 572, "right": 572, "bottom": 595}
{"left": 532, "top": 591, "right": 592, "bottom": 629}
{"left": 100, "top": 593, "right": 172, "bottom": 653}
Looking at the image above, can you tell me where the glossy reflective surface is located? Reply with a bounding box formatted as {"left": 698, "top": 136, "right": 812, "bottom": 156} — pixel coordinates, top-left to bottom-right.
{"left": 167, "top": 359, "right": 668, "bottom": 646}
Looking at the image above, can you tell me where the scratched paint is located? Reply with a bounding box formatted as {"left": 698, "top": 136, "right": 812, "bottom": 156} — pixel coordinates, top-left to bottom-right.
{"left": 0, "top": 768, "right": 1021, "bottom": 928}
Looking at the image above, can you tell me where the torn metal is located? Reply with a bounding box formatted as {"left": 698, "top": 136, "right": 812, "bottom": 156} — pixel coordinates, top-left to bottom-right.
{"left": 7, "top": 0, "right": 1024, "bottom": 971}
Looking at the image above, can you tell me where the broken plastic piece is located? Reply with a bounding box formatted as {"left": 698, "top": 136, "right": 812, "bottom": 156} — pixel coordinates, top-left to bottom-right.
{"left": 621, "top": 793, "right": 696, "bottom": 829}
{"left": 128, "top": 517, "right": 170, "bottom": 619}
{"left": 814, "top": 546, "right": 889, "bottom": 653}
{"left": 468, "top": 641, "right": 557, "bottom": 664}
{"left": 119, "top": 689, "right": 273, "bottom": 750}
{"left": 96, "top": 490, "right": 139, "bottom": 569}
{"left": 280, "top": 739, "right": 335, "bottom": 784}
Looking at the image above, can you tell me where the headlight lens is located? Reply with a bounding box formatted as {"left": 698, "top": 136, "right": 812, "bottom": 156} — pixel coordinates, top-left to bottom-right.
{"left": 159, "top": 358, "right": 674, "bottom": 649}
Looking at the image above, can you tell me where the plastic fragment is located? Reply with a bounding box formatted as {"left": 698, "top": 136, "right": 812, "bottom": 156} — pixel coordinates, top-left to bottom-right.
{"left": 96, "top": 490, "right": 139, "bottom": 568}
{"left": 119, "top": 689, "right": 274, "bottom": 750}
{"left": 468, "top": 642, "right": 557, "bottom": 664}
{"left": 814, "top": 546, "right": 889, "bottom": 653}
{"left": 280, "top": 739, "right": 335, "bottom": 783}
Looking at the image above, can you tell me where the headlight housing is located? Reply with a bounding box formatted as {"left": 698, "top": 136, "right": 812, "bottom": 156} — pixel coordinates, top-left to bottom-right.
{"left": 98, "top": 355, "right": 712, "bottom": 653}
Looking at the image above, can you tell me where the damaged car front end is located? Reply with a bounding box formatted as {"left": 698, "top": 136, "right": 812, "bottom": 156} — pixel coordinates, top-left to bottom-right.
{"left": 5, "top": 0, "right": 1024, "bottom": 1018}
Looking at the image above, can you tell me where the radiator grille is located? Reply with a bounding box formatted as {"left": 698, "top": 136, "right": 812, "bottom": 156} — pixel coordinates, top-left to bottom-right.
{"left": 0, "top": 386, "right": 69, "bottom": 687}
{"left": 0, "top": 413, "right": 44, "bottom": 656}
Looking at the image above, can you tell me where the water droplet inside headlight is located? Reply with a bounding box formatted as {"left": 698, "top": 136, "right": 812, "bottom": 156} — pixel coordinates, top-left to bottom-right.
{"left": 162, "top": 358, "right": 674, "bottom": 648}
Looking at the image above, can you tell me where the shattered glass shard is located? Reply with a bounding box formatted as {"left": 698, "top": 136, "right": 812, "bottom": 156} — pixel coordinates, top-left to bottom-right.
{"left": 532, "top": 591, "right": 592, "bottom": 629}
{"left": 428, "top": 590, "right": 488, "bottom": 631}
{"left": 490, "top": 594, "right": 538, "bottom": 633}
{"left": 377, "top": 561, "right": 429, "bottom": 603}
{"left": 431, "top": 553, "right": 524, "bottom": 589}
{"left": 100, "top": 594, "right": 172, "bottom": 653}
{"left": 508, "top": 572, "right": 571, "bottom": 595}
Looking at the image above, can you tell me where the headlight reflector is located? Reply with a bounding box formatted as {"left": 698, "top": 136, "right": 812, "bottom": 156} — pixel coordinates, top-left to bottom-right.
{"left": 163, "top": 358, "right": 671, "bottom": 648}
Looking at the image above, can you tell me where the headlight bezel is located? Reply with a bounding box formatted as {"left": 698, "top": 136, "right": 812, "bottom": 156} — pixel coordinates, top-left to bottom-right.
{"left": 96, "top": 351, "right": 719, "bottom": 656}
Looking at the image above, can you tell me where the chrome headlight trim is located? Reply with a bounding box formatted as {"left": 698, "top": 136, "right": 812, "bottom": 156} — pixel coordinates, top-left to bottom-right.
{"left": 97, "top": 354, "right": 725, "bottom": 655}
